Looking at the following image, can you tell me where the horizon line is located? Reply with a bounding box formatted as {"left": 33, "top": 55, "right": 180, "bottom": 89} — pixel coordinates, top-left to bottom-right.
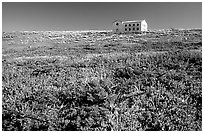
{"left": 3, "top": 28, "right": 202, "bottom": 33}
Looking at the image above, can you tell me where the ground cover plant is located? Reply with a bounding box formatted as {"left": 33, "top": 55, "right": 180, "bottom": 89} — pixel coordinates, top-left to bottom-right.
{"left": 2, "top": 29, "right": 202, "bottom": 131}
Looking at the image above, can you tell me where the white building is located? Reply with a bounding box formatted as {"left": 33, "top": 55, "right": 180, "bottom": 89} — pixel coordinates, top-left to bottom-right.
{"left": 112, "top": 20, "right": 148, "bottom": 33}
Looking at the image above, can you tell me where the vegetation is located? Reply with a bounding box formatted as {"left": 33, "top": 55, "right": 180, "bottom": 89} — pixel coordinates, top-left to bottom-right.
{"left": 2, "top": 29, "right": 202, "bottom": 131}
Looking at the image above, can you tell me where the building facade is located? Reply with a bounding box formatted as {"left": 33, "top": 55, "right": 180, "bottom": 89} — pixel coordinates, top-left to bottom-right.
{"left": 112, "top": 20, "right": 148, "bottom": 33}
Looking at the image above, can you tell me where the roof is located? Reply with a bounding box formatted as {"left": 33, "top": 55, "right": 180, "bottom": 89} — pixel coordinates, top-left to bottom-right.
{"left": 113, "top": 19, "right": 146, "bottom": 24}
{"left": 122, "top": 20, "right": 146, "bottom": 24}
{"left": 112, "top": 20, "right": 122, "bottom": 23}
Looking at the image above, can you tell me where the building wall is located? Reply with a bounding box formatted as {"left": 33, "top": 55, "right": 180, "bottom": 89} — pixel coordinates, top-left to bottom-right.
{"left": 112, "top": 21, "right": 123, "bottom": 33}
{"left": 123, "top": 22, "right": 141, "bottom": 33}
{"left": 140, "top": 20, "right": 148, "bottom": 32}
{"left": 112, "top": 20, "right": 148, "bottom": 33}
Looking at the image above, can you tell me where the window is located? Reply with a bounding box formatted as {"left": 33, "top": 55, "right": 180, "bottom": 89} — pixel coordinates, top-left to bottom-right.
{"left": 137, "top": 28, "right": 139, "bottom": 30}
{"left": 133, "top": 24, "right": 135, "bottom": 26}
{"left": 125, "top": 28, "right": 127, "bottom": 31}
{"left": 116, "top": 23, "right": 119, "bottom": 26}
{"left": 125, "top": 24, "right": 127, "bottom": 27}
{"left": 129, "top": 28, "right": 131, "bottom": 31}
{"left": 133, "top": 28, "right": 135, "bottom": 31}
{"left": 137, "top": 23, "right": 139, "bottom": 26}
{"left": 129, "top": 24, "right": 131, "bottom": 26}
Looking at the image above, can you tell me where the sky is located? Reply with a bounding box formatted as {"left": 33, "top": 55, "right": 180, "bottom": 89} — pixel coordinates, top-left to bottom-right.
{"left": 2, "top": 2, "right": 202, "bottom": 32}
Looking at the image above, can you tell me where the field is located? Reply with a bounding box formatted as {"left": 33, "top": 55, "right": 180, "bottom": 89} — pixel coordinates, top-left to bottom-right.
{"left": 2, "top": 29, "right": 202, "bottom": 131}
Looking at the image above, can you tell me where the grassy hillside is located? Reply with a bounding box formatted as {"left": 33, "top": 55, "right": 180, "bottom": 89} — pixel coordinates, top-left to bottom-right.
{"left": 2, "top": 29, "right": 202, "bottom": 131}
